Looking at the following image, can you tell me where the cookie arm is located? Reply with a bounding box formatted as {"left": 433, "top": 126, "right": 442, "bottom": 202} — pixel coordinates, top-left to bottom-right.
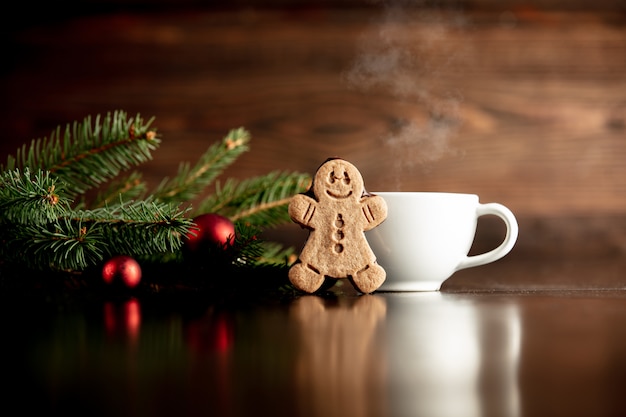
{"left": 360, "top": 195, "right": 388, "bottom": 231}
{"left": 288, "top": 194, "right": 318, "bottom": 229}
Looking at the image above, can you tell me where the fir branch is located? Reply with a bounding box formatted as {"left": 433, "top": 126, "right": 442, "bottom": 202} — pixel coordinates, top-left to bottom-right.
{"left": 0, "top": 168, "right": 72, "bottom": 225}
{"left": 0, "top": 109, "right": 307, "bottom": 285}
{"left": 26, "top": 217, "right": 106, "bottom": 272}
{"left": 152, "top": 127, "right": 250, "bottom": 204}
{"left": 2, "top": 199, "right": 193, "bottom": 272}
{"left": 76, "top": 199, "right": 194, "bottom": 257}
{"left": 2, "top": 110, "right": 159, "bottom": 199}
{"left": 91, "top": 170, "right": 147, "bottom": 208}
{"left": 197, "top": 171, "right": 311, "bottom": 227}
{"left": 2, "top": 216, "right": 107, "bottom": 272}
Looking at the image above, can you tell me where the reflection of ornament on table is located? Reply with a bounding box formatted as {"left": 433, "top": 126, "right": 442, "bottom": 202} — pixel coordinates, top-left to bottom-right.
{"left": 104, "top": 299, "right": 142, "bottom": 343}
{"left": 0, "top": 110, "right": 311, "bottom": 294}
{"left": 288, "top": 158, "right": 388, "bottom": 294}
{"left": 186, "top": 310, "right": 235, "bottom": 355}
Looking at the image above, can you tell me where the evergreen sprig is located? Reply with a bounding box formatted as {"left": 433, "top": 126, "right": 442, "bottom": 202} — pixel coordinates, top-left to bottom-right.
{"left": 1, "top": 110, "right": 158, "bottom": 199}
{"left": 17, "top": 217, "right": 107, "bottom": 272}
{"left": 0, "top": 167, "right": 71, "bottom": 225}
{"left": 77, "top": 199, "right": 193, "bottom": 257}
{"left": 198, "top": 171, "right": 312, "bottom": 227}
{"left": 152, "top": 127, "right": 250, "bottom": 205}
{"left": 92, "top": 170, "right": 147, "bottom": 208}
{"left": 0, "top": 111, "right": 311, "bottom": 287}
{"left": 1, "top": 199, "right": 193, "bottom": 272}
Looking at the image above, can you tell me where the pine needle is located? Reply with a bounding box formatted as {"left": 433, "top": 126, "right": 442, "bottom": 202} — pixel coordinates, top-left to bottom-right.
{"left": 152, "top": 127, "right": 251, "bottom": 204}
{"left": 197, "top": 171, "right": 311, "bottom": 227}
{"left": 91, "top": 170, "right": 147, "bottom": 207}
{"left": 75, "top": 199, "right": 194, "bottom": 257}
{"left": 5, "top": 199, "right": 194, "bottom": 271}
{"left": 0, "top": 168, "right": 71, "bottom": 225}
{"left": 1, "top": 110, "right": 159, "bottom": 199}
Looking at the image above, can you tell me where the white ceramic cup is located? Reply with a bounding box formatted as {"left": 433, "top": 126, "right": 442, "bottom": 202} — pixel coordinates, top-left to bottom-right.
{"left": 367, "top": 192, "right": 518, "bottom": 291}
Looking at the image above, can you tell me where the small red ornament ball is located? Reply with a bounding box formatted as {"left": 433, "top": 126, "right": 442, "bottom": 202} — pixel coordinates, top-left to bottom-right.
{"left": 184, "top": 213, "right": 236, "bottom": 253}
{"left": 102, "top": 255, "right": 142, "bottom": 289}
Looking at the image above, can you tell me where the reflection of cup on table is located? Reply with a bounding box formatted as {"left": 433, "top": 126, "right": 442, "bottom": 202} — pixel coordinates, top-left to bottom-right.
{"left": 367, "top": 192, "right": 518, "bottom": 292}
{"left": 380, "top": 292, "right": 521, "bottom": 417}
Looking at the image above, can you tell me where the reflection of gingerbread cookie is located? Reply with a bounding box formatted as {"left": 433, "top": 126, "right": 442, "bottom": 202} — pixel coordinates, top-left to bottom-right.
{"left": 288, "top": 158, "right": 387, "bottom": 293}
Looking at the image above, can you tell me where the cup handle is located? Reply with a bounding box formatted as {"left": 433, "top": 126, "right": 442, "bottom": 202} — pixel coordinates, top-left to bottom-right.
{"left": 456, "top": 203, "right": 519, "bottom": 271}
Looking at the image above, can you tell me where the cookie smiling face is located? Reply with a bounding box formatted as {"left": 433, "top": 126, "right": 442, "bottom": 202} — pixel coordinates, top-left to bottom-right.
{"left": 314, "top": 159, "right": 364, "bottom": 202}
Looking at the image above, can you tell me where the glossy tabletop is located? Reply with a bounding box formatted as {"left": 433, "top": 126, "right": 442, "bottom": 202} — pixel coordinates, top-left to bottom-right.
{"left": 4, "top": 278, "right": 626, "bottom": 417}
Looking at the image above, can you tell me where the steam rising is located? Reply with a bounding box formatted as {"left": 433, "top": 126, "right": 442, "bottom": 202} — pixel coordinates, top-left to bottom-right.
{"left": 344, "top": 1, "right": 467, "bottom": 169}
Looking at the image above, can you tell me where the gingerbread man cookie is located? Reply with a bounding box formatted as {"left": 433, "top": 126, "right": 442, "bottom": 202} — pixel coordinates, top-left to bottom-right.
{"left": 288, "top": 158, "right": 387, "bottom": 293}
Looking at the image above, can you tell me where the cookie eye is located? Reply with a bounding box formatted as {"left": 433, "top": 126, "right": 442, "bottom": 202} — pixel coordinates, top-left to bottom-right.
{"left": 329, "top": 171, "right": 336, "bottom": 183}
{"left": 342, "top": 172, "right": 350, "bottom": 184}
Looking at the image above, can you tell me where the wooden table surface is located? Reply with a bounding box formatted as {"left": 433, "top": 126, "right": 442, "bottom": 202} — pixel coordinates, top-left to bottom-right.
{"left": 3, "top": 286, "right": 626, "bottom": 417}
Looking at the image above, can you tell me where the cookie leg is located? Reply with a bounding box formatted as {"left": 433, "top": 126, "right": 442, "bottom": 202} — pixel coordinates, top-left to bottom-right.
{"left": 350, "top": 263, "right": 386, "bottom": 294}
{"left": 288, "top": 262, "right": 325, "bottom": 293}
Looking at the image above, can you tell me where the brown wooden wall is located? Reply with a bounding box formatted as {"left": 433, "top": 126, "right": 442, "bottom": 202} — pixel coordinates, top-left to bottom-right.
{"left": 2, "top": 1, "right": 625, "bottom": 255}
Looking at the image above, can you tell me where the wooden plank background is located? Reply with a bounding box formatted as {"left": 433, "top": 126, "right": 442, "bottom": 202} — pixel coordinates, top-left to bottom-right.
{"left": 2, "top": 1, "right": 625, "bottom": 258}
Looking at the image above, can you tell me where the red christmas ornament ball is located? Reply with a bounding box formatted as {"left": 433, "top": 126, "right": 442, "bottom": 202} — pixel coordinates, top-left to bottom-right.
{"left": 184, "top": 213, "right": 236, "bottom": 253}
{"left": 102, "top": 255, "right": 142, "bottom": 288}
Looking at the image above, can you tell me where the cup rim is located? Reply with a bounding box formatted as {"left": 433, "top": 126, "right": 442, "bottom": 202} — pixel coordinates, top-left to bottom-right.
{"left": 369, "top": 191, "right": 479, "bottom": 198}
